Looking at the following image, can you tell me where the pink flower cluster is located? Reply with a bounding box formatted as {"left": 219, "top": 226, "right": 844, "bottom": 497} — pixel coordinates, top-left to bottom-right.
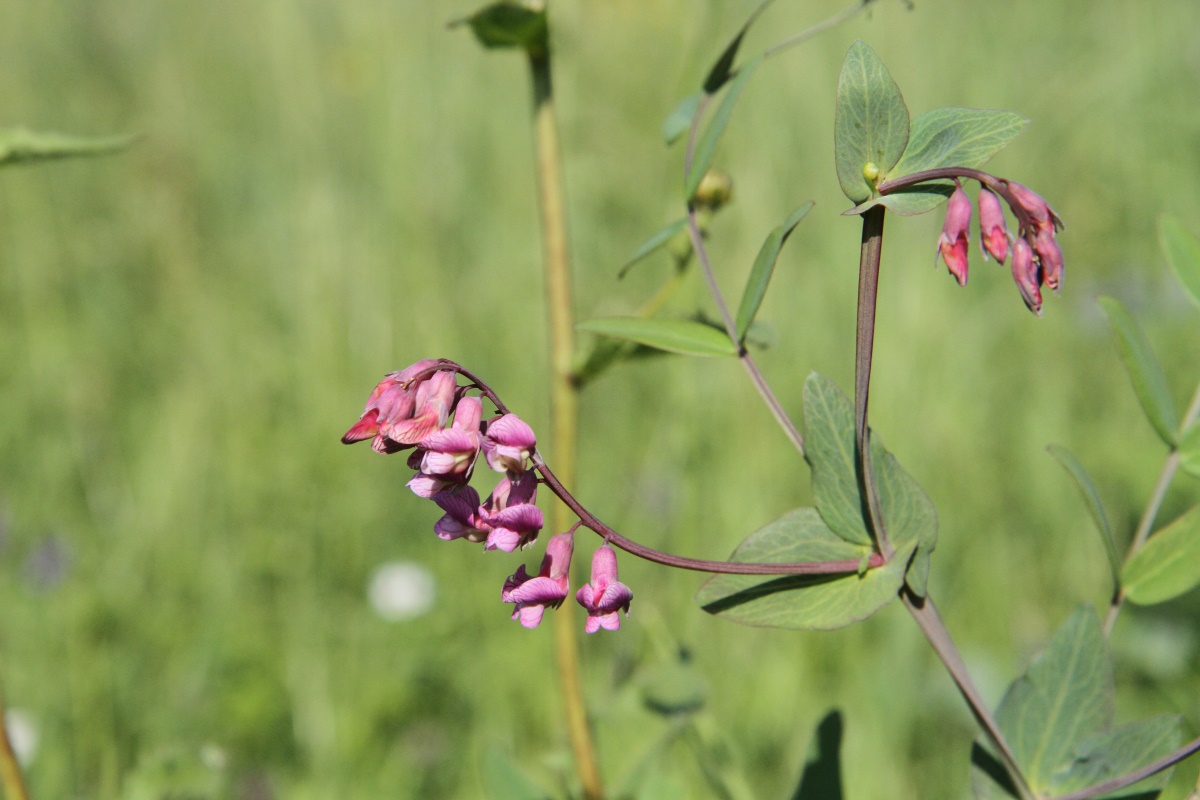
{"left": 935, "top": 181, "right": 1064, "bottom": 315}
{"left": 343, "top": 362, "right": 632, "bottom": 632}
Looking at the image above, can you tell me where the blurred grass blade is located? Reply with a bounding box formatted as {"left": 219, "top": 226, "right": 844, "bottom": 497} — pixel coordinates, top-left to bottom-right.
{"left": 1159, "top": 215, "right": 1200, "bottom": 309}
{"left": 1179, "top": 422, "right": 1200, "bottom": 478}
{"left": 793, "top": 710, "right": 844, "bottom": 800}
{"left": 0, "top": 128, "right": 134, "bottom": 168}
{"left": 734, "top": 201, "right": 814, "bottom": 342}
{"left": 577, "top": 317, "right": 736, "bottom": 357}
{"left": 481, "top": 747, "right": 552, "bottom": 800}
{"left": 1047, "top": 445, "right": 1120, "bottom": 591}
{"left": 833, "top": 41, "right": 910, "bottom": 204}
{"left": 449, "top": 1, "right": 548, "bottom": 55}
{"left": 1098, "top": 296, "right": 1179, "bottom": 447}
{"left": 685, "top": 56, "right": 763, "bottom": 201}
{"left": 619, "top": 218, "right": 688, "bottom": 278}
{"left": 1121, "top": 505, "right": 1200, "bottom": 605}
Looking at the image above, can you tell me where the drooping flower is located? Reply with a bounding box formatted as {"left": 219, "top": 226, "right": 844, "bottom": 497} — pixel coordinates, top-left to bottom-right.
{"left": 1010, "top": 237, "right": 1042, "bottom": 315}
{"left": 575, "top": 545, "right": 633, "bottom": 633}
{"left": 406, "top": 396, "right": 484, "bottom": 498}
{"left": 479, "top": 471, "right": 543, "bottom": 552}
{"left": 341, "top": 359, "right": 440, "bottom": 452}
{"left": 431, "top": 486, "right": 490, "bottom": 543}
{"left": 502, "top": 533, "right": 573, "bottom": 629}
{"left": 383, "top": 370, "right": 457, "bottom": 447}
{"left": 483, "top": 414, "right": 537, "bottom": 474}
{"left": 1034, "top": 226, "right": 1064, "bottom": 292}
{"left": 978, "top": 188, "right": 1009, "bottom": 264}
{"left": 1006, "top": 181, "right": 1063, "bottom": 234}
{"left": 937, "top": 186, "right": 972, "bottom": 286}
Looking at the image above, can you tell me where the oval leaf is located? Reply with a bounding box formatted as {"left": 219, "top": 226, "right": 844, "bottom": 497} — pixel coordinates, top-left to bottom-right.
{"left": 685, "top": 56, "right": 763, "bottom": 201}
{"left": 619, "top": 218, "right": 688, "bottom": 278}
{"left": 734, "top": 201, "right": 814, "bottom": 341}
{"left": 801, "top": 374, "right": 938, "bottom": 595}
{"left": 1047, "top": 715, "right": 1182, "bottom": 797}
{"left": 577, "top": 317, "right": 736, "bottom": 357}
{"left": 696, "top": 507, "right": 915, "bottom": 630}
{"left": 1159, "top": 215, "right": 1200, "bottom": 309}
{"left": 0, "top": 128, "right": 134, "bottom": 168}
{"left": 1179, "top": 422, "right": 1200, "bottom": 478}
{"left": 891, "top": 107, "right": 1028, "bottom": 178}
{"left": 1098, "top": 296, "right": 1179, "bottom": 446}
{"left": 1122, "top": 505, "right": 1200, "bottom": 605}
{"left": 833, "top": 41, "right": 910, "bottom": 203}
{"left": 1047, "top": 445, "right": 1121, "bottom": 591}
{"left": 843, "top": 183, "right": 955, "bottom": 218}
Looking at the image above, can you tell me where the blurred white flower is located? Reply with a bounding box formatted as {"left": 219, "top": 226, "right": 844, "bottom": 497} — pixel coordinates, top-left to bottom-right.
{"left": 367, "top": 561, "right": 436, "bottom": 621}
{"left": 4, "top": 709, "right": 37, "bottom": 766}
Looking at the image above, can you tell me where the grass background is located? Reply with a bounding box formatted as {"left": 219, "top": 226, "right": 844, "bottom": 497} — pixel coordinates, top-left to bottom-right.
{"left": 1, "top": 0, "right": 1199, "bottom": 796}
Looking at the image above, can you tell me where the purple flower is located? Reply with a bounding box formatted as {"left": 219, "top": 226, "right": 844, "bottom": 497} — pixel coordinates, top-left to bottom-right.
{"left": 1011, "top": 237, "right": 1042, "bottom": 315}
{"left": 937, "top": 186, "right": 972, "bottom": 286}
{"left": 479, "top": 472, "right": 543, "bottom": 552}
{"left": 502, "top": 533, "right": 573, "bottom": 629}
{"left": 978, "top": 188, "right": 1009, "bottom": 264}
{"left": 406, "top": 396, "right": 484, "bottom": 498}
{"left": 482, "top": 414, "right": 537, "bottom": 475}
{"left": 431, "top": 486, "right": 489, "bottom": 543}
{"left": 341, "top": 359, "right": 440, "bottom": 452}
{"left": 575, "top": 545, "right": 633, "bottom": 633}
{"left": 383, "top": 370, "right": 457, "bottom": 447}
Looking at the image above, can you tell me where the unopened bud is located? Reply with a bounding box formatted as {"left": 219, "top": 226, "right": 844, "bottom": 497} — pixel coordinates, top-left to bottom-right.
{"left": 691, "top": 170, "right": 733, "bottom": 211}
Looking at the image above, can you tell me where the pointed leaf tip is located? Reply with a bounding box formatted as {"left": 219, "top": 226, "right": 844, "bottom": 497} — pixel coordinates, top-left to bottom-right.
{"left": 833, "top": 41, "right": 910, "bottom": 203}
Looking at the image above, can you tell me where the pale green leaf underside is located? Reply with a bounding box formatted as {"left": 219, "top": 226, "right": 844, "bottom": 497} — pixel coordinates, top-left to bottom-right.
{"left": 1047, "top": 715, "right": 1181, "bottom": 797}
{"left": 802, "top": 374, "right": 938, "bottom": 595}
{"left": 1047, "top": 445, "right": 1121, "bottom": 590}
{"left": 994, "top": 606, "right": 1113, "bottom": 794}
{"left": 1098, "top": 297, "right": 1179, "bottom": 446}
{"left": 1122, "top": 505, "right": 1200, "bottom": 605}
{"left": 0, "top": 128, "right": 134, "bottom": 168}
{"left": 696, "top": 508, "right": 915, "bottom": 630}
{"left": 577, "top": 317, "right": 735, "bottom": 357}
{"left": 1159, "top": 215, "right": 1200, "bottom": 309}
{"left": 833, "top": 40, "right": 909, "bottom": 203}
{"left": 734, "top": 201, "right": 814, "bottom": 342}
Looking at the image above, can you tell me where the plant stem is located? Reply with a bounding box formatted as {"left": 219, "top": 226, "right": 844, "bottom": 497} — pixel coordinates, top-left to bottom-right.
{"left": 903, "top": 590, "right": 1036, "bottom": 800}
{"left": 528, "top": 48, "right": 604, "bottom": 800}
{"left": 853, "top": 206, "right": 893, "bottom": 558}
{"left": 1103, "top": 378, "right": 1200, "bottom": 636}
{"left": 0, "top": 681, "right": 30, "bottom": 800}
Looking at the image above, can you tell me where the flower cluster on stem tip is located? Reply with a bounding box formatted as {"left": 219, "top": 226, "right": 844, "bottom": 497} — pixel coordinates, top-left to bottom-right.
{"left": 342, "top": 364, "right": 633, "bottom": 632}
{"left": 929, "top": 178, "right": 1064, "bottom": 315}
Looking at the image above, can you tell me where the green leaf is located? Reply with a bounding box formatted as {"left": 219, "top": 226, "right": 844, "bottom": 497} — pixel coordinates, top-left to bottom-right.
{"left": 619, "top": 218, "right": 689, "bottom": 278}
{"left": 1047, "top": 445, "right": 1121, "bottom": 592}
{"left": 639, "top": 652, "right": 708, "bottom": 716}
{"left": 696, "top": 508, "right": 916, "bottom": 630}
{"left": 685, "top": 56, "right": 763, "bottom": 201}
{"left": 801, "top": 374, "right": 938, "bottom": 595}
{"left": 842, "top": 183, "right": 955, "bottom": 218}
{"left": 1159, "top": 215, "right": 1200, "bottom": 309}
{"left": 702, "top": 0, "right": 774, "bottom": 93}
{"left": 733, "top": 201, "right": 814, "bottom": 342}
{"left": 0, "top": 128, "right": 134, "bottom": 168}
{"left": 481, "top": 747, "right": 552, "bottom": 800}
{"left": 577, "top": 317, "right": 736, "bottom": 357}
{"left": 1098, "top": 297, "right": 1179, "bottom": 447}
{"left": 993, "top": 606, "right": 1113, "bottom": 795}
{"left": 450, "top": 1, "right": 548, "bottom": 56}
{"left": 1122, "top": 505, "right": 1200, "bottom": 605}
{"left": 663, "top": 92, "right": 704, "bottom": 145}
{"left": 833, "top": 41, "right": 910, "bottom": 204}
{"left": 793, "top": 711, "right": 844, "bottom": 800}
{"left": 1179, "top": 421, "right": 1200, "bottom": 478}
{"left": 1049, "top": 715, "right": 1181, "bottom": 798}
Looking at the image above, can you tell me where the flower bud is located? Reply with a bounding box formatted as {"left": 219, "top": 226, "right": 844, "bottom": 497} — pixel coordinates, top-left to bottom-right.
{"left": 1011, "top": 237, "right": 1042, "bottom": 315}
{"left": 1034, "top": 227, "right": 1064, "bottom": 292}
{"left": 978, "top": 188, "right": 1009, "bottom": 264}
{"left": 937, "top": 186, "right": 972, "bottom": 286}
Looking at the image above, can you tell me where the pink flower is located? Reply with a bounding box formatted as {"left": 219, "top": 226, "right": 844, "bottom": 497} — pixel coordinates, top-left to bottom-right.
{"left": 431, "top": 486, "right": 489, "bottom": 543}
{"left": 502, "top": 533, "right": 573, "bottom": 629}
{"left": 937, "top": 186, "right": 972, "bottom": 286}
{"left": 575, "top": 545, "right": 633, "bottom": 633}
{"left": 1006, "top": 181, "right": 1063, "bottom": 234}
{"left": 1034, "top": 227, "right": 1064, "bottom": 292}
{"left": 978, "top": 188, "right": 1009, "bottom": 264}
{"left": 1011, "top": 237, "right": 1042, "bottom": 315}
{"left": 341, "top": 359, "right": 441, "bottom": 452}
{"left": 479, "top": 472, "right": 543, "bottom": 552}
{"left": 483, "top": 414, "right": 537, "bottom": 474}
{"left": 383, "top": 370, "right": 457, "bottom": 447}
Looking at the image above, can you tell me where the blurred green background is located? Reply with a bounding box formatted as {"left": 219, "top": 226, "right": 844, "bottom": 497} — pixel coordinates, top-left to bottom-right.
{"left": 1, "top": 0, "right": 1199, "bottom": 797}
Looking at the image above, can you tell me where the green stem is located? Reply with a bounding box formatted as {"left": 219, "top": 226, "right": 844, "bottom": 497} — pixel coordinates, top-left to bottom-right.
{"left": 1103, "top": 377, "right": 1200, "bottom": 636}
{"left": 0, "top": 680, "right": 30, "bottom": 800}
{"left": 528, "top": 48, "right": 604, "bottom": 800}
